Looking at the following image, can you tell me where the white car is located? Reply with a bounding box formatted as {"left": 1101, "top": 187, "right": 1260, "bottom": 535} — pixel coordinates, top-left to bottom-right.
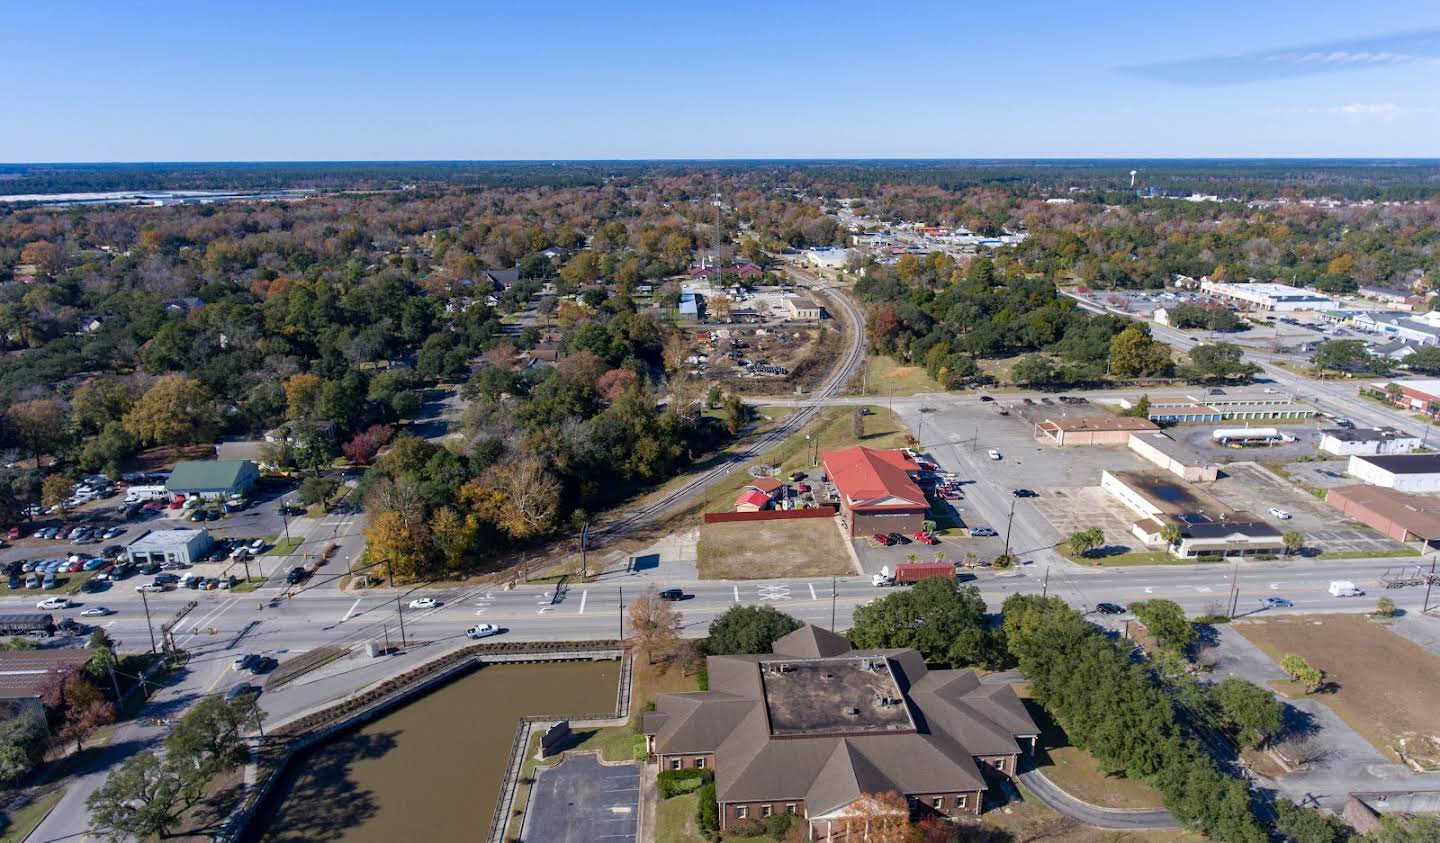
{"left": 1268, "top": 507, "right": 1291, "bottom": 520}
{"left": 135, "top": 583, "right": 165, "bottom": 593}
{"left": 466, "top": 624, "right": 501, "bottom": 639}
{"left": 79, "top": 607, "right": 114, "bottom": 617}
{"left": 36, "top": 597, "right": 71, "bottom": 610}
{"left": 408, "top": 598, "right": 439, "bottom": 609}
{"left": 987, "top": 449, "right": 1002, "bottom": 460}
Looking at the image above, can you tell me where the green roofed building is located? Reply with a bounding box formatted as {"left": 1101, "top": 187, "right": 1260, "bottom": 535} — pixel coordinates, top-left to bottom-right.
{"left": 165, "top": 460, "right": 259, "bottom": 499}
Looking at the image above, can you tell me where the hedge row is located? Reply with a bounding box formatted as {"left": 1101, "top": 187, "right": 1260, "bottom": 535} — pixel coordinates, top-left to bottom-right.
{"left": 657, "top": 767, "right": 713, "bottom": 799}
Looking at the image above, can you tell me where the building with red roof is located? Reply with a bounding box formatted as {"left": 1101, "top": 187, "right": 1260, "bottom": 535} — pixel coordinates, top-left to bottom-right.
{"left": 735, "top": 490, "right": 772, "bottom": 512}
{"left": 821, "top": 446, "right": 928, "bottom": 537}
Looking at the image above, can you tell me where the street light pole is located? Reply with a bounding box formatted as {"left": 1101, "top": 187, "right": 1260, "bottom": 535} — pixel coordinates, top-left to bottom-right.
{"left": 618, "top": 586, "right": 625, "bottom": 642}
{"left": 1002, "top": 498, "right": 1017, "bottom": 559}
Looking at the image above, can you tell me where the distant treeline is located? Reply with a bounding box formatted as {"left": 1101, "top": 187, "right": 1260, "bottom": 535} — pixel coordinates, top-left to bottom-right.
{"left": 5, "top": 159, "right": 1440, "bottom": 200}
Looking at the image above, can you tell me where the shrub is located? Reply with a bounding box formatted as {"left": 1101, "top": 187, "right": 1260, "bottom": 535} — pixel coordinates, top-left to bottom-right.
{"left": 1191, "top": 615, "right": 1229, "bottom": 625}
{"left": 764, "top": 812, "right": 795, "bottom": 837}
{"left": 1374, "top": 597, "right": 1396, "bottom": 618}
{"left": 658, "top": 767, "right": 712, "bottom": 799}
{"left": 726, "top": 817, "right": 766, "bottom": 837}
{"left": 697, "top": 781, "right": 719, "bottom": 832}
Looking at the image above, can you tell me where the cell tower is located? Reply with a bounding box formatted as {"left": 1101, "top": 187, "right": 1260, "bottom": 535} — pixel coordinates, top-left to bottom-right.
{"left": 1130, "top": 170, "right": 1138, "bottom": 189}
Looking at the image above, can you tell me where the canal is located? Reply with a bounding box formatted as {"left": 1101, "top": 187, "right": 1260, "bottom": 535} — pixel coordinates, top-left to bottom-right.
{"left": 247, "top": 659, "right": 621, "bottom": 842}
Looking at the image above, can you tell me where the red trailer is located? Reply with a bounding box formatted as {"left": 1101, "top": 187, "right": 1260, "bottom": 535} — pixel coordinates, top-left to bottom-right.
{"left": 873, "top": 562, "right": 955, "bottom": 587}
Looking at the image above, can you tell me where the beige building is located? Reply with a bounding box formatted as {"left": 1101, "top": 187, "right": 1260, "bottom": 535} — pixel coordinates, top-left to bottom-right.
{"left": 1127, "top": 431, "right": 1220, "bottom": 483}
{"left": 1034, "top": 415, "right": 1158, "bottom": 446}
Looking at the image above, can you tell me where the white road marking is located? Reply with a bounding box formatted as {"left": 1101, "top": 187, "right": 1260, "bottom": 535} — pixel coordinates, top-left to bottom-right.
{"left": 758, "top": 584, "right": 791, "bottom": 601}
{"left": 579, "top": 590, "right": 588, "bottom": 614}
{"left": 1144, "top": 587, "right": 1154, "bottom": 593}
{"left": 808, "top": 583, "right": 817, "bottom": 600}
{"left": 1269, "top": 582, "right": 1280, "bottom": 589}
{"left": 341, "top": 598, "right": 361, "bottom": 622}
{"left": 537, "top": 606, "right": 551, "bottom": 615}
{"left": 733, "top": 586, "right": 740, "bottom": 603}
{"left": 1196, "top": 586, "right": 1213, "bottom": 593}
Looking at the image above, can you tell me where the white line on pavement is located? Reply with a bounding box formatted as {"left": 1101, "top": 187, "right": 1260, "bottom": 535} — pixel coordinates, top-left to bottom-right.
{"left": 733, "top": 586, "right": 740, "bottom": 603}
{"left": 579, "top": 590, "right": 587, "bottom": 614}
{"left": 341, "top": 598, "right": 361, "bottom": 622}
{"left": 808, "top": 583, "right": 817, "bottom": 600}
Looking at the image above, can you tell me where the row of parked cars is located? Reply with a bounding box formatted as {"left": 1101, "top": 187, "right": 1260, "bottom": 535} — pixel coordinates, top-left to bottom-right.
{"left": 26, "top": 523, "right": 126, "bottom": 543}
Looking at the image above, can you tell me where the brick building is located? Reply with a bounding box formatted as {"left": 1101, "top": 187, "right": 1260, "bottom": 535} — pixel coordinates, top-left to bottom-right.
{"left": 821, "top": 447, "right": 928, "bottom": 537}
{"left": 643, "top": 625, "right": 1038, "bottom": 840}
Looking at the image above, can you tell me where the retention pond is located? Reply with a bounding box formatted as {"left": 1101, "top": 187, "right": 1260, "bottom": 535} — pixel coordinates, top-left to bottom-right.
{"left": 246, "top": 659, "right": 620, "bottom": 842}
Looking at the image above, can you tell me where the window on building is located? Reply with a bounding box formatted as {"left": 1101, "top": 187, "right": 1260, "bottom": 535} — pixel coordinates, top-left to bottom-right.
{"left": 670, "top": 759, "right": 681, "bottom": 770}
{"left": 736, "top": 806, "right": 748, "bottom": 820}
{"left": 761, "top": 805, "right": 773, "bottom": 817}
{"left": 957, "top": 794, "right": 967, "bottom": 808}
{"left": 932, "top": 797, "right": 943, "bottom": 810}
{"left": 785, "top": 803, "right": 797, "bottom": 815}
{"left": 694, "top": 757, "right": 705, "bottom": 769}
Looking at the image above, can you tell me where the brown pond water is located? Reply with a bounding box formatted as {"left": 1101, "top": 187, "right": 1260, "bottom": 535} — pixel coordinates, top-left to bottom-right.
{"left": 247, "top": 659, "right": 620, "bottom": 843}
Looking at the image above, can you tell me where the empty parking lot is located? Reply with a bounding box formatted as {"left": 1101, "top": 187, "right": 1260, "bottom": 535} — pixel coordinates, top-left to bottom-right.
{"left": 524, "top": 752, "right": 639, "bottom": 843}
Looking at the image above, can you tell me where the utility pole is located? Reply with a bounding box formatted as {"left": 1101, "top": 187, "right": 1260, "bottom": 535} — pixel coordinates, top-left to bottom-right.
{"left": 618, "top": 586, "right": 625, "bottom": 642}
{"left": 137, "top": 589, "right": 158, "bottom": 655}
{"left": 1425, "top": 548, "right": 1437, "bottom": 614}
{"left": 830, "top": 577, "right": 837, "bottom": 632}
{"left": 580, "top": 522, "right": 591, "bottom": 579}
{"left": 396, "top": 597, "right": 407, "bottom": 648}
{"left": 1041, "top": 567, "right": 1050, "bottom": 599}
{"left": 1227, "top": 563, "right": 1240, "bottom": 619}
{"left": 1002, "top": 497, "right": 1018, "bottom": 559}
{"left": 280, "top": 500, "right": 292, "bottom": 544}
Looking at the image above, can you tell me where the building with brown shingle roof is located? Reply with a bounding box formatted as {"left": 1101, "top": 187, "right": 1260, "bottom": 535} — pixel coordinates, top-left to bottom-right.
{"left": 642, "top": 625, "right": 1038, "bottom": 838}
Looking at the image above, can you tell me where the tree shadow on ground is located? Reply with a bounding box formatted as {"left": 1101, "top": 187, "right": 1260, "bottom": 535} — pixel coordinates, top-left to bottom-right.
{"left": 243, "top": 730, "right": 399, "bottom": 842}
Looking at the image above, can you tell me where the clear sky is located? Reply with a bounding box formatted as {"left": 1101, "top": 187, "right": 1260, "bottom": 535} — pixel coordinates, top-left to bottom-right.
{"left": 5, "top": 1, "right": 1440, "bottom": 161}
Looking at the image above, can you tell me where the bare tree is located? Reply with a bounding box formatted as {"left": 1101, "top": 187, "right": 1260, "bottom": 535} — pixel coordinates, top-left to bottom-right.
{"left": 627, "top": 587, "right": 681, "bottom": 664}
{"left": 1277, "top": 733, "right": 1329, "bottom": 768}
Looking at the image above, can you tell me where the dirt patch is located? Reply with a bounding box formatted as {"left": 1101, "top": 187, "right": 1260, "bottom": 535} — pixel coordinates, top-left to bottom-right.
{"left": 1236, "top": 614, "right": 1440, "bottom": 769}
{"left": 696, "top": 518, "right": 852, "bottom": 580}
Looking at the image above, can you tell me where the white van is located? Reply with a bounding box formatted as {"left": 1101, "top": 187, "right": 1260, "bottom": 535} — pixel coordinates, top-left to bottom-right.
{"left": 1328, "top": 580, "right": 1364, "bottom": 598}
{"left": 124, "top": 485, "right": 169, "bottom": 504}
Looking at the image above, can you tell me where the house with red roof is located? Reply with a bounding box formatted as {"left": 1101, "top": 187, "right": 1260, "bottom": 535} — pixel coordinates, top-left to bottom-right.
{"left": 821, "top": 446, "right": 928, "bottom": 537}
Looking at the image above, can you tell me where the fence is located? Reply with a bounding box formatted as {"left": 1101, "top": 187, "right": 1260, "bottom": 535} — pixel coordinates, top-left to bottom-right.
{"left": 703, "top": 506, "right": 837, "bottom": 524}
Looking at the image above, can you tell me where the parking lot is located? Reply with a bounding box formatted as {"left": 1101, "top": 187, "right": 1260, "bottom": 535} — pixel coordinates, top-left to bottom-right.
{"left": 524, "top": 753, "right": 638, "bottom": 843}
{"left": 1212, "top": 462, "right": 1404, "bottom": 555}
{"left": 1028, "top": 487, "right": 1150, "bottom": 555}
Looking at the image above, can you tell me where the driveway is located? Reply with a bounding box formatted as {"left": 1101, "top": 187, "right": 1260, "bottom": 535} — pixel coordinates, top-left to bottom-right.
{"left": 523, "top": 752, "right": 639, "bottom": 843}
{"left": 1017, "top": 768, "right": 1179, "bottom": 830}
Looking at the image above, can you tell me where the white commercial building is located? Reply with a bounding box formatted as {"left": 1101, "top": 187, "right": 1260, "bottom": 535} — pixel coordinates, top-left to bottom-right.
{"left": 1318, "top": 427, "right": 1422, "bottom": 457}
{"left": 1345, "top": 310, "right": 1440, "bottom": 346}
{"left": 1127, "top": 432, "right": 1220, "bottom": 483}
{"left": 1347, "top": 454, "right": 1440, "bottom": 493}
{"left": 125, "top": 528, "right": 213, "bottom": 566}
{"left": 802, "top": 247, "right": 852, "bottom": 270}
{"left": 1199, "top": 280, "right": 1339, "bottom": 312}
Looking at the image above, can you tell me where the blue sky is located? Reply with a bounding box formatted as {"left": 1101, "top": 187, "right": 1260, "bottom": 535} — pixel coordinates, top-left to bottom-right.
{"left": 4, "top": 1, "right": 1440, "bottom": 161}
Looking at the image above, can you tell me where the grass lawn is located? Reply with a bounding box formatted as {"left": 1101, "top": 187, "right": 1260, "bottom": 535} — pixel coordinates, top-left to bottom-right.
{"left": 1236, "top": 614, "right": 1440, "bottom": 769}
{"left": 1317, "top": 547, "right": 1420, "bottom": 560}
{"left": 1063, "top": 550, "right": 1196, "bottom": 567}
{"left": 266, "top": 536, "right": 303, "bottom": 556}
{"left": 697, "top": 519, "right": 852, "bottom": 580}
{"left": 855, "top": 355, "right": 944, "bottom": 396}
{"left": 227, "top": 576, "right": 267, "bottom": 593}
{"left": 656, "top": 791, "right": 706, "bottom": 843}
{"left": 1014, "top": 686, "right": 1168, "bottom": 811}
{"left": 0, "top": 789, "right": 63, "bottom": 843}
{"left": 984, "top": 782, "right": 1199, "bottom": 843}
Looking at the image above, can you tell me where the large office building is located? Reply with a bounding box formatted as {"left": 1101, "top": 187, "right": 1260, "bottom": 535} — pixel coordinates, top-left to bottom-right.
{"left": 644, "top": 625, "right": 1038, "bottom": 839}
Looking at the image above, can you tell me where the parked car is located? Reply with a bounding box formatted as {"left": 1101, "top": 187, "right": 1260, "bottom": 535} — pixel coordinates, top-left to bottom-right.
{"left": 101, "top": 527, "right": 124, "bottom": 539}
{"left": 913, "top": 531, "right": 939, "bottom": 545}
{"left": 232, "top": 654, "right": 258, "bottom": 672}
{"left": 886, "top": 532, "right": 912, "bottom": 545}
{"left": 1095, "top": 602, "right": 1126, "bottom": 615}
{"left": 41, "top": 574, "right": 58, "bottom": 590}
{"left": 871, "top": 533, "right": 896, "bottom": 546}
{"left": 987, "top": 449, "right": 1002, "bottom": 460}
{"left": 226, "top": 682, "right": 260, "bottom": 702}
{"left": 1261, "top": 597, "right": 1293, "bottom": 609}
{"left": 969, "top": 527, "right": 998, "bottom": 537}
{"left": 6, "top": 575, "right": 20, "bottom": 590}
{"left": 407, "top": 598, "right": 439, "bottom": 609}
{"left": 466, "top": 624, "right": 501, "bottom": 639}
{"left": 1268, "top": 507, "right": 1291, "bottom": 520}
{"left": 135, "top": 582, "right": 166, "bottom": 593}
{"left": 6, "top": 527, "right": 21, "bottom": 541}
{"left": 1011, "top": 489, "right": 1036, "bottom": 498}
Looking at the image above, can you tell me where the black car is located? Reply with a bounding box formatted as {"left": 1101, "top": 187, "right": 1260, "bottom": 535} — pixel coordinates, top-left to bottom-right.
{"left": 978, "top": 395, "right": 994, "bottom": 402}
{"left": 7, "top": 574, "right": 21, "bottom": 590}
{"left": 278, "top": 505, "right": 305, "bottom": 517}
{"left": 139, "top": 563, "right": 161, "bottom": 576}
{"left": 101, "top": 544, "right": 124, "bottom": 559}
{"left": 154, "top": 572, "right": 180, "bottom": 585}
{"left": 81, "top": 578, "right": 106, "bottom": 592}
{"left": 285, "top": 566, "right": 307, "bottom": 585}
{"left": 5, "top": 560, "right": 23, "bottom": 576}
{"left": 1096, "top": 602, "right": 1127, "bottom": 615}
{"left": 887, "top": 532, "right": 912, "bottom": 545}
{"left": 659, "top": 589, "right": 685, "bottom": 601}
{"left": 204, "top": 509, "right": 222, "bottom": 521}
{"left": 226, "top": 682, "right": 260, "bottom": 702}
{"left": 1011, "top": 489, "right": 1037, "bottom": 498}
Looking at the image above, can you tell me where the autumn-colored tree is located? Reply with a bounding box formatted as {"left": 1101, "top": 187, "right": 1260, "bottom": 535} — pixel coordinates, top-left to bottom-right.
{"left": 41, "top": 473, "right": 75, "bottom": 510}
{"left": 121, "top": 376, "right": 216, "bottom": 447}
{"left": 597, "top": 368, "right": 638, "bottom": 401}
{"left": 340, "top": 424, "right": 395, "bottom": 465}
{"left": 556, "top": 350, "right": 608, "bottom": 387}
{"left": 838, "top": 791, "right": 912, "bottom": 843}
{"left": 365, "top": 510, "right": 432, "bottom": 582}
{"left": 7, "top": 399, "right": 67, "bottom": 465}
{"left": 19, "top": 241, "right": 63, "bottom": 276}
{"left": 482, "top": 342, "right": 518, "bottom": 369}
{"left": 662, "top": 332, "right": 690, "bottom": 373}
{"left": 473, "top": 456, "right": 561, "bottom": 540}
{"left": 429, "top": 506, "right": 477, "bottom": 573}
{"left": 627, "top": 587, "right": 681, "bottom": 663}
{"left": 38, "top": 668, "right": 116, "bottom": 752}
{"left": 283, "top": 373, "right": 325, "bottom": 421}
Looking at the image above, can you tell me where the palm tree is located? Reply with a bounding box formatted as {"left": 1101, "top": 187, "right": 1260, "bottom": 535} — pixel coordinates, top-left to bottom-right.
{"left": 1159, "top": 523, "right": 1182, "bottom": 547}
{"left": 1282, "top": 530, "right": 1304, "bottom": 556}
{"left": 1067, "top": 527, "right": 1105, "bottom": 559}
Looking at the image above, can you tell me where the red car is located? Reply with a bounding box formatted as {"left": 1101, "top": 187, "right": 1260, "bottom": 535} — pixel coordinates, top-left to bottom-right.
{"left": 914, "top": 531, "right": 939, "bottom": 545}
{"left": 872, "top": 533, "right": 896, "bottom": 546}
{"left": 6, "top": 527, "right": 21, "bottom": 540}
